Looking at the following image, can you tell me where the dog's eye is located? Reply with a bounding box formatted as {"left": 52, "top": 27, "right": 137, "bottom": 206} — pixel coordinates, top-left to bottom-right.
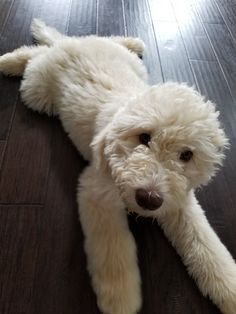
{"left": 139, "top": 133, "right": 151, "bottom": 146}
{"left": 180, "top": 150, "right": 193, "bottom": 162}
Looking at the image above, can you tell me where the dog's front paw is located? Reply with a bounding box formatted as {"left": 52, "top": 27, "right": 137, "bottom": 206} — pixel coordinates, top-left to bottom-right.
{"left": 94, "top": 272, "right": 141, "bottom": 314}
{"left": 219, "top": 293, "right": 236, "bottom": 314}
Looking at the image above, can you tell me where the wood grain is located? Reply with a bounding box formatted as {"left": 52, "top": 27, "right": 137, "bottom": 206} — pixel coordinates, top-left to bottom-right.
{"left": 0, "top": 0, "right": 15, "bottom": 38}
{"left": 171, "top": 0, "right": 216, "bottom": 61}
{"left": 0, "top": 205, "right": 44, "bottom": 314}
{"left": 35, "top": 0, "right": 72, "bottom": 33}
{"left": 124, "top": 0, "right": 163, "bottom": 84}
{"left": 215, "top": 0, "right": 236, "bottom": 42}
{"left": 2, "top": 0, "right": 42, "bottom": 50}
{"left": 97, "top": 0, "right": 125, "bottom": 36}
{"left": 151, "top": 20, "right": 195, "bottom": 84}
{"left": 68, "top": 0, "right": 97, "bottom": 36}
{"left": 203, "top": 22, "right": 236, "bottom": 101}
{"left": 0, "top": 76, "right": 19, "bottom": 140}
{"left": 25, "top": 121, "right": 94, "bottom": 314}
{"left": 0, "top": 103, "right": 52, "bottom": 204}
{"left": 194, "top": 0, "right": 223, "bottom": 24}
{"left": 0, "top": 141, "right": 6, "bottom": 169}
{"left": 0, "top": 0, "right": 42, "bottom": 141}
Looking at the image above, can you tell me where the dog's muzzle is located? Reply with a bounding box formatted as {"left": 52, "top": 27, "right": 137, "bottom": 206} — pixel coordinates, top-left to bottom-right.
{"left": 135, "top": 188, "right": 163, "bottom": 211}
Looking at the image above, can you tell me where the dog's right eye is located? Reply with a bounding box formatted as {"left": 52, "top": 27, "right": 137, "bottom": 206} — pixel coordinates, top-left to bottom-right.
{"left": 139, "top": 133, "right": 151, "bottom": 146}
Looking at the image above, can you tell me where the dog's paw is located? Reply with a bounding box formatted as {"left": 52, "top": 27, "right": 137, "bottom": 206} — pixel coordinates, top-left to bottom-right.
{"left": 96, "top": 283, "right": 141, "bottom": 314}
{"left": 93, "top": 270, "right": 141, "bottom": 314}
{"left": 219, "top": 293, "right": 236, "bottom": 314}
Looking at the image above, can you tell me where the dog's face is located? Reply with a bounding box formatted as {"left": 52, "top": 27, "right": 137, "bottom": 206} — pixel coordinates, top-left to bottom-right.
{"left": 92, "top": 83, "right": 228, "bottom": 216}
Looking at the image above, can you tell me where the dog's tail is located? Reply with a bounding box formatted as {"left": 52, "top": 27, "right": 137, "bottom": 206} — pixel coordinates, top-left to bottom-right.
{"left": 31, "top": 19, "right": 66, "bottom": 46}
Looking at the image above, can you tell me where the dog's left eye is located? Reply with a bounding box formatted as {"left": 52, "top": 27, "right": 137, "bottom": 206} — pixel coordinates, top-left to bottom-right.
{"left": 180, "top": 150, "right": 193, "bottom": 162}
{"left": 139, "top": 133, "right": 151, "bottom": 146}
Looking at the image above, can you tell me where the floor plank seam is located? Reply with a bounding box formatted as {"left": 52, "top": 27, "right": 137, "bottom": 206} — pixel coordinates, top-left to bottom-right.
{"left": 0, "top": 140, "right": 6, "bottom": 171}
{"left": 121, "top": 0, "right": 127, "bottom": 37}
{"left": 169, "top": 0, "right": 198, "bottom": 88}
{"left": 96, "top": 0, "right": 99, "bottom": 35}
{"left": 194, "top": 3, "right": 235, "bottom": 101}
{"left": 0, "top": 94, "right": 19, "bottom": 183}
{"left": 0, "top": 0, "right": 15, "bottom": 39}
{"left": 0, "top": 203, "right": 44, "bottom": 207}
{"left": 65, "top": 0, "right": 73, "bottom": 35}
{"left": 213, "top": 0, "right": 236, "bottom": 45}
{"left": 147, "top": 0, "right": 164, "bottom": 82}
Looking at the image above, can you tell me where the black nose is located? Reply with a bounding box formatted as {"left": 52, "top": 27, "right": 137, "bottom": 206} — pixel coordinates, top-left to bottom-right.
{"left": 135, "top": 188, "right": 163, "bottom": 211}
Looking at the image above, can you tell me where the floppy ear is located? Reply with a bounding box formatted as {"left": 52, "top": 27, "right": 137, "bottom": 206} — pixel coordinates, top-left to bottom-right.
{"left": 90, "top": 124, "right": 111, "bottom": 170}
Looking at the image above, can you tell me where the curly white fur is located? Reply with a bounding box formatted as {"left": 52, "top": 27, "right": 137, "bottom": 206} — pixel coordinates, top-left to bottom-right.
{"left": 0, "top": 19, "right": 235, "bottom": 314}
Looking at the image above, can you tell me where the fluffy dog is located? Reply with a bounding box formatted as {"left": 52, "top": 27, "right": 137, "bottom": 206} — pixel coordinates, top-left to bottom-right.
{"left": 0, "top": 20, "right": 236, "bottom": 314}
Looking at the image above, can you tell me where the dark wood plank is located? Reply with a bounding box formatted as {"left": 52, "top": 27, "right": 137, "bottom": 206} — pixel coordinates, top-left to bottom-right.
{"left": 191, "top": 59, "right": 236, "bottom": 257}
{"left": 124, "top": 0, "right": 163, "bottom": 84}
{"left": 67, "top": 0, "right": 97, "bottom": 36}
{"left": 194, "top": 0, "right": 223, "bottom": 24}
{"left": 0, "top": 103, "right": 52, "bottom": 204}
{"left": 0, "top": 0, "right": 73, "bottom": 203}
{"left": 171, "top": 0, "right": 216, "bottom": 61}
{"left": 0, "top": 205, "right": 44, "bottom": 314}
{"left": 151, "top": 19, "right": 195, "bottom": 84}
{"left": 0, "top": 0, "right": 15, "bottom": 36}
{"left": 203, "top": 22, "right": 236, "bottom": 101}
{"left": 30, "top": 121, "right": 96, "bottom": 314}
{"left": 190, "top": 60, "right": 234, "bottom": 112}
{"left": 215, "top": 0, "right": 236, "bottom": 42}
{"left": 0, "top": 0, "right": 42, "bottom": 141}
{"left": 0, "top": 76, "right": 19, "bottom": 140}
{"left": 0, "top": 125, "right": 92, "bottom": 314}
{"left": 97, "top": 0, "right": 125, "bottom": 36}
{"left": 35, "top": 0, "right": 72, "bottom": 33}
{"left": 0, "top": 141, "right": 6, "bottom": 169}
{"left": 2, "top": 0, "right": 42, "bottom": 50}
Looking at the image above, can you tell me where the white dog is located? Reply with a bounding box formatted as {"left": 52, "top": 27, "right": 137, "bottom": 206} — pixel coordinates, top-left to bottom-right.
{"left": 0, "top": 20, "right": 235, "bottom": 314}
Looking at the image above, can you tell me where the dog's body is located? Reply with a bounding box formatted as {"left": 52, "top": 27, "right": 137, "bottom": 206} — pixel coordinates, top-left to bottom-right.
{"left": 0, "top": 20, "right": 236, "bottom": 314}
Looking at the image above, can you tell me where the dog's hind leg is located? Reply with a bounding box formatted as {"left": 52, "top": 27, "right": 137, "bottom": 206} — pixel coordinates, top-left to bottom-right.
{"left": 0, "top": 44, "right": 55, "bottom": 115}
{"left": 20, "top": 50, "right": 58, "bottom": 116}
{"left": 31, "top": 19, "right": 66, "bottom": 46}
{"left": 0, "top": 45, "right": 49, "bottom": 76}
{"left": 111, "top": 36, "right": 145, "bottom": 58}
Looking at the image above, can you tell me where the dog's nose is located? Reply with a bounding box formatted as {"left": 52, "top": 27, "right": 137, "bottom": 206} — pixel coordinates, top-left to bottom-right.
{"left": 135, "top": 188, "right": 163, "bottom": 211}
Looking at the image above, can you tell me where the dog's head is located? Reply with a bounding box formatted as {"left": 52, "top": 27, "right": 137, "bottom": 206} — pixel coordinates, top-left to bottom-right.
{"left": 92, "top": 83, "right": 228, "bottom": 216}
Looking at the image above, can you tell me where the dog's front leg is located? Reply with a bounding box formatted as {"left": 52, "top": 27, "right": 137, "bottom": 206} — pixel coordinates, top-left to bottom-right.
{"left": 156, "top": 191, "right": 236, "bottom": 314}
{"left": 78, "top": 166, "right": 141, "bottom": 314}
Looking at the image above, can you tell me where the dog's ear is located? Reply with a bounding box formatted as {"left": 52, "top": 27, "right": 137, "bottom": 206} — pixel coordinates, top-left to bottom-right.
{"left": 90, "top": 124, "right": 111, "bottom": 170}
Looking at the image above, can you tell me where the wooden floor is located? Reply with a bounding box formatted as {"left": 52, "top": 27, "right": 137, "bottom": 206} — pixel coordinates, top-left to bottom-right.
{"left": 0, "top": 0, "right": 236, "bottom": 313}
